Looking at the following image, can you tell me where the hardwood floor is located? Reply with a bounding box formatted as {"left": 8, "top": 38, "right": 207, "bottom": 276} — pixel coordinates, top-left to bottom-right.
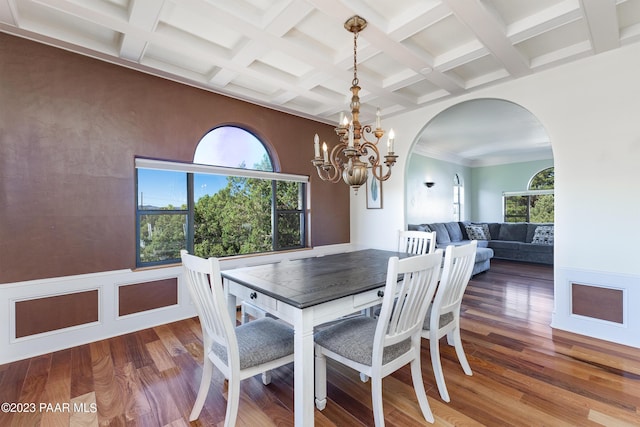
{"left": 2, "top": 259, "right": 640, "bottom": 426}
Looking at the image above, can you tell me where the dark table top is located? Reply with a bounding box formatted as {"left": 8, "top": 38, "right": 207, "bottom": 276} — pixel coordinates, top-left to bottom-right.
{"left": 221, "top": 249, "right": 408, "bottom": 309}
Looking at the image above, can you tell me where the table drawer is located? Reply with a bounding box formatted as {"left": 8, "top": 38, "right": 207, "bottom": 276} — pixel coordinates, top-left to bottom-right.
{"left": 228, "top": 282, "right": 278, "bottom": 311}
{"left": 353, "top": 287, "right": 384, "bottom": 309}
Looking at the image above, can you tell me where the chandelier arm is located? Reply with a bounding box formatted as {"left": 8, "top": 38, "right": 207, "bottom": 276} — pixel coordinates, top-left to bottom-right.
{"left": 329, "top": 142, "right": 347, "bottom": 177}
{"left": 359, "top": 140, "right": 380, "bottom": 163}
{"left": 309, "top": 15, "right": 397, "bottom": 193}
{"left": 370, "top": 163, "right": 393, "bottom": 182}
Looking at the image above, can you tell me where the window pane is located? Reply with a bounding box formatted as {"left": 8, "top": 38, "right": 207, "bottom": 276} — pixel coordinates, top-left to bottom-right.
{"left": 138, "top": 169, "right": 187, "bottom": 209}
{"left": 276, "top": 181, "right": 303, "bottom": 210}
{"left": 194, "top": 126, "right": 273, "bottom": 171}
{"left": 277, "top": 212, "right": 303, "bottom": 249}
{"left": 530, "top": 194, "right": 554, "bottom": 223}
{"left": 194, "top": 176, "right": 273, "bottom": 258}
{"left": 529, "top": 167, "right": 554, "bottom": 190}
{"left": 505, "top": 196, "right": 528, "bottom": 222}
{"left": 139, "top": 213, "right": 187, "bottom": 263}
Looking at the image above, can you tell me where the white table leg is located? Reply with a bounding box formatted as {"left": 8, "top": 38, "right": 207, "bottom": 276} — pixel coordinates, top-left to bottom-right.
{"left": 294, "top": 308, "right": 315, "bottom": 427}
{"left": 223, "top": 278, "right": 238, "bottom": 321}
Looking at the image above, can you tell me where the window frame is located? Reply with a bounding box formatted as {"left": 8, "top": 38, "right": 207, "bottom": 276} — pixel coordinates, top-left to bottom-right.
{"left": 135, "top": 158, "right": 308, "bottom": 267}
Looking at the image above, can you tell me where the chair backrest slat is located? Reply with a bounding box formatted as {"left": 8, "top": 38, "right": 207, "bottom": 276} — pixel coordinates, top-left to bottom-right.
{"left": 398, "top": 230, "right": 437, "bottom": 255}
{"left": 181, "top": 250, "right": 238, "bottom": 358}
{"left": 375, "top": 251, "right": 442, "bottom": 354}
{"left": 434, "top": 241, "right": 477, "bottom": 317}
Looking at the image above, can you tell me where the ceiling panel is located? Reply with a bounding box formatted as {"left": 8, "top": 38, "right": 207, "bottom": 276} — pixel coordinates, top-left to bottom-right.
{"left": 2, "top": 0, "right": 639, "bottom": 165}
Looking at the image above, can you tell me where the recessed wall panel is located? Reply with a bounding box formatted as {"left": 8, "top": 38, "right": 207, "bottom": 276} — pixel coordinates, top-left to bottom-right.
{"left": 15, "top": 290, "right": 99, "bottom": 338}
{"left": 572, "top": 283, "right": 623, "bottom": 324}
{"left": 118, "top": 278, "right": 178, "bottom": 316}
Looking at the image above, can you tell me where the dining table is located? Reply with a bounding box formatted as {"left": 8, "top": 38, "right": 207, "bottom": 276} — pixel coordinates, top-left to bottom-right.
{"left": 221, "top": 248, "right": 409, "bottom": 427}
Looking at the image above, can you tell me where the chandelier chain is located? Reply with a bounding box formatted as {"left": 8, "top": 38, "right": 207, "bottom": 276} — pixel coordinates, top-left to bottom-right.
{"left": 310, "top": 15, "right": 397, "bottom": 193}
{"left": 352, "top": 30, "right": 359, "bottom": 87}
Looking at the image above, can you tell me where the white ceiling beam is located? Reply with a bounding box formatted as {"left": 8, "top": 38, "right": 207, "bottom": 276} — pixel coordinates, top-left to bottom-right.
{"left": 507, "top": 0, "right": 583, "bottom": 44}
{"left": 263, "top": 0, "right": 313, "bottom": 36}
{"left": 0, "top": 0, "right": 18, "bottom": 25}
{"left": 309, "top": 0, "right": 465, "bottom": 95}
{"left": 581, "top": 0, "right": 620, "bottom": 53}
{"left": 444, "top": 0, "right": 531, "bottom": 77}
{"left": 387, "top": 1, "right": 451, "bottom": 39}
{"left": 119, "top": 0, "right": 165, "bottom": 62}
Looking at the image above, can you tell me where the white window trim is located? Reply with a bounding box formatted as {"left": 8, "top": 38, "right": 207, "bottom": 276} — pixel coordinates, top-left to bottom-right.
{"left": 503, "top": 189, "right": 554, "bottom": 197}
{"left": 135, "top": 158, "right": 309, "bottom": 183}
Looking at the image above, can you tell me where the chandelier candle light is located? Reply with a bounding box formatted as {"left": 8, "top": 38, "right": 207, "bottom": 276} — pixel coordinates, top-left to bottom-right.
{"left": 311, "top": 15, "right": 398, "bottom": 193}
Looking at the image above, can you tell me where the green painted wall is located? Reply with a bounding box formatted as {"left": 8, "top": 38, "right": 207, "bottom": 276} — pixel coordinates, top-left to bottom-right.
{"left": 405, "top": 154, "right": 471, "bottom": 225}
{"left": 470, "top": 159, "right": 554, "bottom": 222}
{"left": 406, "top": 155, "right": 553, "bottom": 225}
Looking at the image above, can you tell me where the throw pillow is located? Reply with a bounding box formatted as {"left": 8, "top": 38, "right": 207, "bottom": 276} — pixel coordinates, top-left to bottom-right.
{"left": 531, "top": 225, "right": 554, "bottom": 245}
{"left": 471, "top": 223, "right": 492, "bottom": 240}
{"left": 465, "top": 224, "right": 489, "bottom": 240}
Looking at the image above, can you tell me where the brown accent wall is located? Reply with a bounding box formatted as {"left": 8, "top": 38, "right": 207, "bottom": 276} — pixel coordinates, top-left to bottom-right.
{"left": 15, "top": 290, "right": 99, "bottom": 338}
{"left": 0, "top": 33, "right": 349, "bottom": 284}
{"left": 572, "top": 283, "right": 623, "bottom": 324}
{"left": 119, "top": 278, "right": 178, "bottom": 316}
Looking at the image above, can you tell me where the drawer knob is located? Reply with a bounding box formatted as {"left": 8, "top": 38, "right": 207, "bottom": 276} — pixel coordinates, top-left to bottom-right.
{"left": 377, "top": 290, "right": 384, "bottom": 298}
{"left": 250, "top": 292, "right": 257, "bottom": 300}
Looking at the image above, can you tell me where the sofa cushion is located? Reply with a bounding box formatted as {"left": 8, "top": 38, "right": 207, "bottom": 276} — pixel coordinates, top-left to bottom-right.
{"left": 475, "top": 247, "right": 494, "bottom": 263}
{"left": 445, "top": 222, "right": 464, "bottom": 242}
{"left": 486, "top": 223, "right": 501, "bottom": 240}
{"left": 459, "top": 222, "right": 471, "bottom": 240}
{"left": 531, "top": 225, "right": 554, "bottom": 245}
{"left": 429, "top": 223, "right": 451, "bottom": 244}
{"left": 518, "top": 242, "right": 553, "bottom": 253}
{"left": 527, "top": 223, "right": 553, "bottom": 242}
{"left": 488, "top": 240, "right": 520, "bottom": 251}
{"left": 498, "top": 223, "right": 528, "bottom": 242}
{"left": 465, "top": 224, "right": 489, "bottom": 240}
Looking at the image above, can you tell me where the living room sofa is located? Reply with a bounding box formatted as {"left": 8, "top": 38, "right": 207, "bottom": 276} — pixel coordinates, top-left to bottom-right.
{"left": 407, "top": 222, "right": 494, "bottom": 275}
{"left": 408, "top": 222, "right": 554, "bottom": 271}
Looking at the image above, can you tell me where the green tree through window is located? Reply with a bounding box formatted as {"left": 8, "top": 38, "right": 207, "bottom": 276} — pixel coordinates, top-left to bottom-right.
{"left": 503, "top": 167, "right": 554, "bottom": 223}
{"left": 136, "top": 127, "right": 306, "bottom": 266}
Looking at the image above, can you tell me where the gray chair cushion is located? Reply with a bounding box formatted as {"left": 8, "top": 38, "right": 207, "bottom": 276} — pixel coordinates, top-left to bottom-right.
{"left": 422, "top": 304, "right": 454, "bottom": 331}
{"left": 212, "top": 317, "right": 294, "bottom": 369}
{"left": 314, "top": 316, "right": 411, "bottom": 366}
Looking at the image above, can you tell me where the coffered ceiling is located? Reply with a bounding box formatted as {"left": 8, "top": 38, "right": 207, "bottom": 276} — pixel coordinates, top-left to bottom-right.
{"left": 2, "top": 0, "right": 640, "bottom": 164}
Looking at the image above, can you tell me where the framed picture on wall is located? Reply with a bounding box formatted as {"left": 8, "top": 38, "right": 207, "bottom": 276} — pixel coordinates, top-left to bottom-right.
{"left": 366, "top": 167, "right": 383, "bottom": 209}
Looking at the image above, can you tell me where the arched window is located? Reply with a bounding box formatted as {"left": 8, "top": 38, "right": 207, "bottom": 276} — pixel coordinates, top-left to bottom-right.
{"left": 503, "top": 167, "right": 554, "bottom": 223}
{"left": 194, "top": 126, "right": 272, "bottom": 171}
{"left": 135, "top": 126, "right": 307, "bottom": 267}
{"left": 528, "top": 167, "right": 554, "bottom": 190}
{"left": 453, "top": 173, "right": 464, "bottom": 221}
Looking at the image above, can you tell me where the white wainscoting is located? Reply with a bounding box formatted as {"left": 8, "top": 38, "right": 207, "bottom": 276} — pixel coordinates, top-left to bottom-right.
{"left": 552, "top": 267, "right": 640, "bottom": 349}
{"left": 0, "top": 244, "right": 354, "bottom": 364}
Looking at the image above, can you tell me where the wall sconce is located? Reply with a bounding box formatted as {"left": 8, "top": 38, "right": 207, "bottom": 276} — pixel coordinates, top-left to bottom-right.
{"left": 424, "top": 182, "right": 435, "bottom": 188}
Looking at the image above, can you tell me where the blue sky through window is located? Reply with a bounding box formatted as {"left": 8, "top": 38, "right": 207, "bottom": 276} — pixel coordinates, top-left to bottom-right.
{"left": 138, "top": 126, "right": 272, "bottom": 207}
{"left": 194, "top": 126, "right": 271, "bottom": 170}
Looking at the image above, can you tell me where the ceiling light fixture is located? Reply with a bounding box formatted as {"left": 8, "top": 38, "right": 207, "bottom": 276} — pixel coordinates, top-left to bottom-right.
{"left": 311, "top": 15, "right": 398, "bottom": 193}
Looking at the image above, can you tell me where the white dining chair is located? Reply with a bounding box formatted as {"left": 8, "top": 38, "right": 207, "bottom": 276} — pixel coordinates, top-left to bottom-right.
{"left": 371, "top": 230, "right": 438, "bottom": 321}
{"left": 180, "top": 250, "right": 295, "bottom": 426}
{"left": 421, "top": 240, "right": 477, "bottom": 402}
{"left": 398, "top": 230, "right": 437, "bottom": 254}
{"left": 314, "top": 252, "right": 443, "bottom": 426}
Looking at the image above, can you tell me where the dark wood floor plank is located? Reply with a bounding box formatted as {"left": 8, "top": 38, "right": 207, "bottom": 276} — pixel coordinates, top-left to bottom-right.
{"left": 70, "top": 343, "right": 94, "bottom": 400}
{"left": 39, "top": 349, "right": 72, "bottom": 427}
{"left": 1, "top": 259, "right": 639, "bottom": 426}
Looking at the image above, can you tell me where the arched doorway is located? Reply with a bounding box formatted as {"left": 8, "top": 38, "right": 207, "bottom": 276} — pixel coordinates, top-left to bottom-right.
{"left": 406, "top": 98, "right": 553, "bottom": 225}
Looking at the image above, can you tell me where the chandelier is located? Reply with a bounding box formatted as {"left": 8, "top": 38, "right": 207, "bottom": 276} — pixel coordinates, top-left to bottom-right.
{"left": 311, "top": 15, "right": 397, "bottom": 193}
